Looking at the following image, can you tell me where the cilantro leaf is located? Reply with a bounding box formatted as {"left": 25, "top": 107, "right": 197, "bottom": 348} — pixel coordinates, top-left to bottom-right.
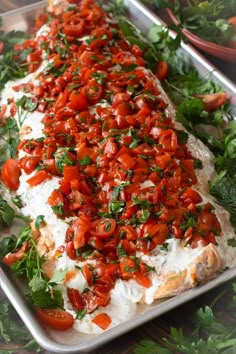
{"left": 134, "top": 339, "right": 172, "bottom": 354}
{"left": 75, "top": 308, "right": 86, "bottom": 320}
{"left": 209, "top": 172, "right": 236, "bottom": 225}
{"left": 31, "top": 289, "right": 63, "bottom": 309}
{"left": 0, "top": 298, "right": 41, "bottom": 351}
{"left": 35, "top": 215, "right": 45, "bottom": 230}
{"left": 80, "top": 156, "right": 91, "bottom": 165}
{"left": 48, "top": 269, "right": 67, "bottom": 286}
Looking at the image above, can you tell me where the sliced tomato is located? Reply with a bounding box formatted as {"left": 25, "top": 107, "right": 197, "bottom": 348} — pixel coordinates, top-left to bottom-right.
{"left": 2, "top": 242, "right": 28, "bottom": 266}
{"left": 0, "top": 104, "right": 7, "bottom": 118}
{"left": 1, "top": 159, "right": 21, "bottom": 191}
{"left": 120, "top": 256, "right": 136, "bottom": 278}
{"left": 82, "top": 264, "right": 93, "bottom": 286}
{"left": 81, "top": 81, "right": 103, "bottom": 103}
{"left": 195, "top": 92, "right": 227, "bottom": 112}
{"left": 27, "top": 170, "right": 51, "bottom": 187}
{"left": 117, "top": 153, "right": 136, "bottom": 169}
{"left": 134, "top": 272, "right": 152, "bottom": 288}
{"left": 63, "top": 166, "right": 80, "bottom": 183}
{"left": 65, "top": 241, "right": 76, "bottom": 260}
{"left": 180, "top": 187, "right": 202, "bottom": 204}
{"left": 90, "top": 218, "right": 116, "bottom": 238}
{"left": 67, "top": 91, "right": 88, "bottom": 111}
{"left": 36, "top": 308, "right": 74, "bottom": 331}
{"left": 92, "top": 313, "right": 112, "bottom": 330}
{"left": 64, "top": 20, "right": 85, "bottom": 37}
{"left": 114, "top": 102, "right": 132, "bottom": 116}
{"left": 20, "top": 155, "right": 41, "bottom": 174}
{"left": 0, "top": 41, "right": 4, "bottom": 55}
{"left": 71, "top": 215, "right": 91, "bottom": 249}
{"left": 156, "top": 61, "right": 169, "bottom": 81}
{"left": 66, "top": 288, "right": 84, "bottom": 311}
{"left": 190, "top": 234, "right": 208, "bottom": 249}
{"left": 197, "top": 212, "right": 221, "bottom": 231}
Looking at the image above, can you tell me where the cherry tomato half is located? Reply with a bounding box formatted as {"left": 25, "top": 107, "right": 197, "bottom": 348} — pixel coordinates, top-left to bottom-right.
{"left": 90, "top": 218, "right": 116, "bottom": 238}
{"left": 36, "top": 308, "right": 74, "bottom": 331}
{"left": 155, "top": 61, "right": 169, "bottom": 81}
{"left": 196, "top": 92, "right": 227, "bottom": 112}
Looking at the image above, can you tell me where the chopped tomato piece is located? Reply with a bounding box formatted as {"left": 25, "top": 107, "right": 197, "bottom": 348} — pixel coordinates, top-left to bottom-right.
{"left": 36, "top": 308, "right": 74, "bottom": 331}
{"left": 195, "top": 92, "right": 227, "bottom": 112}
{"left": 0, "top": 104, "right": 7, "bottom": 118}
{"left": 90, "top": 218, "right": 116, "bottom": 239}
{"left": 82, "top": 264, "right": 93, "bottom": 286}
{"left": 117, "top": 153, "right": 136, "bottom": 169}
{"left": 27, "top": 170, "right": 51, "bottom": 187}
{"left": 120, "top": 256, "right": 136, "bottom": 278}
{"left": 2, "top": 242, "right": 28, "bottom": 266}
{"left": 67, "top": 91, "right": 88, "bottom": 111}
{"left": 20, "top": 155, "right": 41, "bottom": 174}
{"left": 92, "top": 313, "right": 112, "bottom": 330}
{"left": 71, "top": 215, "right": 91, "bottom": 249}
{"left": 64, "top": 21, "right": 85, "bottom": 37}
{"left": 134, "top": 272, "right": 152, "bottom": 288}
{"left": 1, "top": 159, "right": 21, "bottom": 191}
{"left": 180, "top": 187, "right": 202, "bottom": 204}
{"left": 156, "top": 61, "right": 169, "bottom": 81}
{"left": 63, "top": 166, "right": 80, "bottom": 183}
{"left": 67, "top": 288, "right": 84, "bottom": 311}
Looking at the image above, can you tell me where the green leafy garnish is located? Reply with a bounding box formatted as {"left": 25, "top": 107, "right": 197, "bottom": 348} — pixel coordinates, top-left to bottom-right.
{"left": 0, "top": 118, "right": 19, "bottom": 165}
{"left": 0, "top": 196, "right": 29, "bottom": 232}
{"left": 35, "top": 215, "right": 45, "bottom": 230}
{"left": 134, "top": 282, "right": 236, "bottom": 353}
{"left": 0, "top": 298, "right": 41, "bottom": 352}
{"left": 80, "top": 156, "right": 91, "bottom": 165}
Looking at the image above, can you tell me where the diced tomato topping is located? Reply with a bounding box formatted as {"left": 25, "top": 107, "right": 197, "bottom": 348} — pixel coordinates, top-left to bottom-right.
{"left": 3, "top": 0, "right": 223, "bottom": 317}
{"left": 90, "top": 218, "right": 116, "bottom": 238}
{"left": 27, "top": 170, "right": 51, "bottom": 186}
{"left": 92, "top": 313, "right": 112, "bottom": 330}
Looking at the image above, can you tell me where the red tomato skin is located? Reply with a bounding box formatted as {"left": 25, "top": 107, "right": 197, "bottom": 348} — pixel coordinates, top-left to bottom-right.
{"left": 2, "top": 242, "right": 28, "bottom": 266}
{"left": 228, "top": 17, "right": 236, "bottom": 49}
{"left": 1, "top": 159, "right": 21, "bottom": 191}
{"left": 67, "top": 92, "right": 88, "bottom": 111}
{"left": 36, "top": 308, "right": 74, "bottom": 331}
{"left": 27, "top": 170, "right": 51, "bottom": 187}
{"left": 156, "top": 61, "right": 169, "bottom": 81}
{"left": 92, "top": 313, "right": 112, "bottom": 330}
{"left": 71, "top": 215, "right": 91, "bottom": 249}
{"left": 195, "top": 92, "right": 227, "bottom": 112}
{"left": 90, "top": 218, "right": 116, "bottom": 238}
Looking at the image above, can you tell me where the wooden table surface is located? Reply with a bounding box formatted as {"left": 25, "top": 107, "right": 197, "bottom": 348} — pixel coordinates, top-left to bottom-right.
{"left": 0, "top": 2, "right": 236, "bottom": 354}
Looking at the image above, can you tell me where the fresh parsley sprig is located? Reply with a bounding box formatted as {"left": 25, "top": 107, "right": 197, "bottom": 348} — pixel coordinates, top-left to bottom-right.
{"left": 0, "top": 298, "right": 42, "bottom": 353}
{"left": 0, "top": 195, "right": 30, "bottom": 232}
{"left": 134, "top": 282, "right": 236, "bottom": 354}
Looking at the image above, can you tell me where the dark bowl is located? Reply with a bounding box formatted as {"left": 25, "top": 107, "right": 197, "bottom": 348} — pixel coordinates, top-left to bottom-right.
{"left": 167, "top": 8, "right": 236, "bottom": 62}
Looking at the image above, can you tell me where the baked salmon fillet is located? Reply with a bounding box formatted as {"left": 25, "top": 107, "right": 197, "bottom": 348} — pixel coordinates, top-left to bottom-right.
{"left": 1, "top": 0, "right": 235, "bottom": 334}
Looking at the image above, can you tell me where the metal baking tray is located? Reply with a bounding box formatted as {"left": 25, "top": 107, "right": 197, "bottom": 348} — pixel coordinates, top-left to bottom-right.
{"left": 1, "top": 0, "right": 236, "bottom": 353}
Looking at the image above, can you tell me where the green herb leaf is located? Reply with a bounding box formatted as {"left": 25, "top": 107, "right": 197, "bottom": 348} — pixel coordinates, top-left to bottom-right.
{"left": 80, "top": 156, "right": 91, "bottom": 165}
{"left": 75, "top": 308, "right": 86, "bottom": 320}
{"left": 35, "top": 215, "right": 45, "bottom": 230}
{"left": 227, "top": 239, "right": 236, "bottom": 247}
{"left": 31, "top": 289, "right": 63, "bottom": 308}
